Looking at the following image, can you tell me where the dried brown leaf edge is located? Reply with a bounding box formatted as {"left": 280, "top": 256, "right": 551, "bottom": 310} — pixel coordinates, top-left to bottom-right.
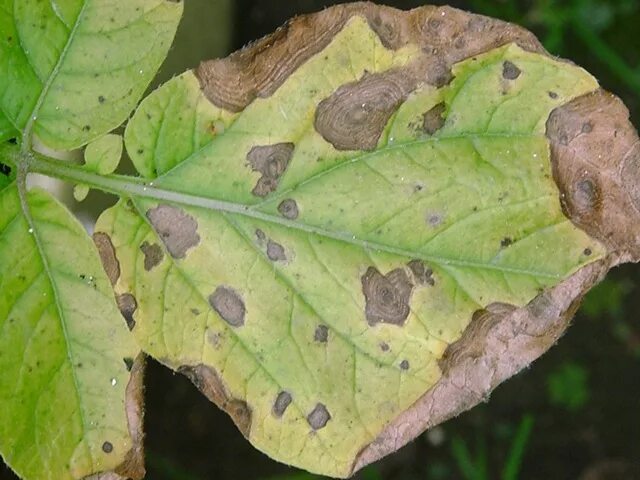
{"left": 104, "top": 2, "right": 640, "bottom": 476}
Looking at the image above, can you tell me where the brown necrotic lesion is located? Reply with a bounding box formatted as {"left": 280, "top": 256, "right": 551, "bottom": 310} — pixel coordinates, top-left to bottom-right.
{"left": 246, "top": 143, "right": 294, "bottom": 197}
{"left": 314, "top": 69, "right": 418, "bottom": 151}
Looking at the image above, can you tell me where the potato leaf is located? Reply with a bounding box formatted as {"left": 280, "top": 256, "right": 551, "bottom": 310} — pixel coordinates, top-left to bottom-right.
{"left": 92, "top": 5, "right": 640, "bottom": 477}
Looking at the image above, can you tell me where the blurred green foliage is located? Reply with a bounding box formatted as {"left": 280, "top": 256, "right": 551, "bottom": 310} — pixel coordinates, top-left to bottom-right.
{"left": 546, "top": 362, "right": 590, "bottom": 412}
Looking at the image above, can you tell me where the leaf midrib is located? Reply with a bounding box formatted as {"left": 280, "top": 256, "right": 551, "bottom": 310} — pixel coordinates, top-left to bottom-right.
{"left": 30, "top": 153, "right": 562, "bottom": 280}
{"left": 21, "top": 1, "right": 89, "bottom": 151}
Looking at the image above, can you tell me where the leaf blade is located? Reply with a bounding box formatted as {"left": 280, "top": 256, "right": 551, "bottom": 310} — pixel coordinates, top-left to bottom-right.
{"left": 0, "top": 0, "right": 183, "bottom": 150}
{"left": 0, "top": 184, "right": 140, "bottom": 480}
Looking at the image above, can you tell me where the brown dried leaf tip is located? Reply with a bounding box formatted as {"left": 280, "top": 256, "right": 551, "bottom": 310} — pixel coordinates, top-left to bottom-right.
{"left": 547, "top": 89, "right": 640, "bottom": 259}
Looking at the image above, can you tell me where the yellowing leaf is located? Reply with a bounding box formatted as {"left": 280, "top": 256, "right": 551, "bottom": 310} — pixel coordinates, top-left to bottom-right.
{"left": 94, "top": 10, "right": 613, "bottom": 477}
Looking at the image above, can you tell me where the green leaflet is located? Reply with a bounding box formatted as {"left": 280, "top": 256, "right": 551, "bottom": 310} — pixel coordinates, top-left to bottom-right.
{"left": 84, "top": 134, "right": 123, "bottom": 175}
{"left": 0, "top": 0, "right": 182, "bottom": 149}
{"left": 0, "top": 111, "right": 16, "bottom": 143}
{"left": 0, "top": 182, "right": 139, "bottom": 480}
{"left": 0, "top": 1, "right": 183, "bottom": 479}
{"left": 95, "top": 17, "right": 605, "bottom": 477}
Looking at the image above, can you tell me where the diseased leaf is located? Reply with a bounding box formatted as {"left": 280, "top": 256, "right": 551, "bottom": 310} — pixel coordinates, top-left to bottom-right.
{"left": 0, "top": 0, "right": 183, "bottom": 149}
{"left": 0, "top": 182, "right": 142, "bottom": 480}
{"left": 92, "top": 5, "right": 640, "bottom": 477}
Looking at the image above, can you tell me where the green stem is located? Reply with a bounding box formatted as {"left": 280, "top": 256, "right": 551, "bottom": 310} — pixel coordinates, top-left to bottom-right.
{"left": 571, "top": 20, "right": 640, "bottom": 94}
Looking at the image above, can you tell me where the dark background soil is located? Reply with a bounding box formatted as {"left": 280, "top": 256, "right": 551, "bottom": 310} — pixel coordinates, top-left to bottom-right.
{"left": 3, "top": 1, "right": 640, "bottom": 479}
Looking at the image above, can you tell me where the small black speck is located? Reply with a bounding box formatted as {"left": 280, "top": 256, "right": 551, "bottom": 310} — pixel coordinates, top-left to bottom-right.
{"left": 549, "top": 91, "right": 558, "bottom": 99}
{"left": 102, "top": 441, "right": 113, "bottom": 453}
{"left": 123, "top": 357, "right": 134, "bottom": 371}
{"left": 137, "top": 149, "right": 144, "bottom": 155}
{"left": 0, "top": 163, "right": 10, "bottom": 177}
{"left": 501, "top": 237, "right": 514, "bottom": 248}
{"left": 82, "top": 125, "right": 91, "bottom": 132}
{"left": 98, "top": 95, "right": 105, "bottom": 103}
{"left": 400, "top": 360, "right": 410, "bottom": 370}
{"left": 584, "top": 248, "right": 592, "bottom": 256}
{"left": 8, "top": 138, "right": 17, "bottom": 145}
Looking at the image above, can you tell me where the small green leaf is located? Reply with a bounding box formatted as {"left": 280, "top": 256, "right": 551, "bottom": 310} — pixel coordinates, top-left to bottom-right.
{"left": 0, "top": 0, "right": 183, "bottom": 149}
{"left": 0, "top": 182, "right": 141, "bottom": 480}
{"left": 95, "top": 15, "right": 606, "bottom": 477}
{"left": 84, "top": 134, "right": 123, "bottom": 175}
{"left": 73, "top": 183, "right": 90, "bottom": 202}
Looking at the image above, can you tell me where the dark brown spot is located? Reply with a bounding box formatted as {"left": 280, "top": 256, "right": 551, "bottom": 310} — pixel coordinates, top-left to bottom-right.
{"left": 102, "top": 441, "right": 113, "bottom": 453}
{"left": 584, "top": 248, "right": 592, "bottom": 256}
{"left": 255, "top": 229, "right": 266, "bottom": 242}
{"left": 147, "top": 205, "right": 200, "bottom": 259}
{"left": 314, "top": 325, "right": 329, "bottom": 343}
{"left": 209, "top": 286, "right": 246, "bottom": 327}
{"left": 400, "top": 360, "right": 410, "bottom": 370}
{"left": 116, "top": 294, "right": 137, "bottom": 330}
{"left": 0, "top": 163, "right": 11, "bottom": 176}
{"left": 247, "top": 143, "right": 294, "bottom": 197}
{"left": 549, "top": 91, "right": 559, "bottom": 99}
{"left": 362, "top": 267, "right": 414, "bottom": 326}
{"left": 422, "top": 102, "right": 446, "bottom": 135}
{"left": 380, "top": 342, "right": 390, "bottom": 352}
{"left": 93, "top": 232, "right": 120, "bottom": 286}
{"left": 179, "top": 365, "right": 253, "bottom": 437}
{"left": 407, "top": 260, "right": 435, "bottom": 286}
{"left": 501, "top": 237, "right": 514, "bottom": 248}
{"left": 307, "top": 403, "right": 331, "bottom": 430}
{"left": 82, "top": 125, "right": 91, "bottom": 132}
{"left": 272, "top": 391, "right": 292, "bottom": 418}
{"left": 502, "top": 60, "right": 521, "bottom": 80}
{"left": 98, "top": 95, "right": 106, "bottom": 104}
{"left": 266, "top": 240, "right": 286, "bottom": 262}
{"left": 123, "top": 357, "right": 134, "bottom": 372}
{"left": 140, "top": 241, "right": 164, "bottom": 271}
{"left": 278, "top": 199, "right": 299, "bottom": 220}
{"left": 315, "top": 69, "right": 419, "bottom": 151}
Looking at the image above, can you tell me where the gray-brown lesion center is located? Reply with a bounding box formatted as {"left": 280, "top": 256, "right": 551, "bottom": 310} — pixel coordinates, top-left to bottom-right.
{"left": 361, "top": 261, "right": 434, "bottom": 327}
